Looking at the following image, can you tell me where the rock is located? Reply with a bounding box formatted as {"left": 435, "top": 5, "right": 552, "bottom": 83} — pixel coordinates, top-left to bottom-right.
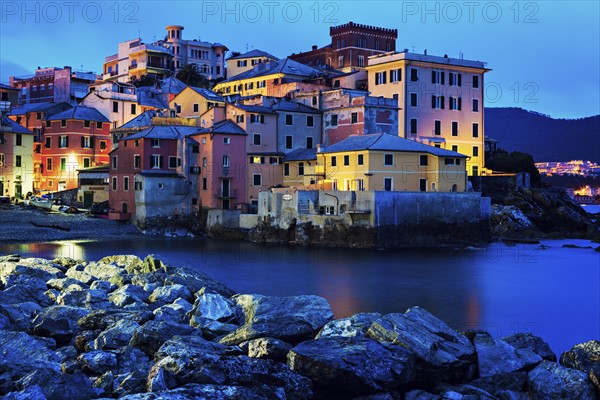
{"left": 56, "top": 289, "right": 111, "bottom": 309}
{"left": 288, "top": 336, "right": 415, "bottom": 398}
{"left": 74, "top": 330, "right": 100, "bottom": 352}
{"left": 120, "top": 383, "right": 267, "bottom": 399}
{"left": 78, "top": 309, "right": 154, "bottom": 331}
{"left": 94, "top": 319, "right": 140, "bottom": 350}
{"left": 17, "top": 368, "right": 97, "bottom": 400}
{"left": 2, "top": 384, "right": 48, "bottom": 400}
{"left": 190, "top": 292, "right": 237, "bottom": 322}
{"left": 98, "top": 254, "right": 170, "bottom": 275}
{"left": 0, "top": 282, "right": 53, "bottom": 307}
{"left": 502, "top": 333, "right": 557, "bottom": 361}
{"left": 65, "top": 268, "right": 95, "bottom": 285}
{"left": 0, "top": 254, "right": 20, "bottom": 263}
{"left": 405, "top": 390, "right": 440, "bottom": 399}
{"left": 148, "top": 284, "right": 192, "bottom": 305}
{"left": 316, "top": 312, "right": 382, "bottom": 339}
{"left": 55, "top": 345, "right": 78, "bottom": 363}
{"left": 31, "top": 306, "right": 89, "bottom": 346}
{"left": 130, "top": 319, "right": 199, "bottom": 356}
{"left": 560, "top": 340, "right": 600, "bottom": 394}
{"left": 90, "top": 279, "right": 117, "bottom": 293}
{"left": 78, "top": 350, "right": 118, "bottom": 375}
{"left": 366, "top": 307, "right": 475, "bottom": 383}
{"left": 466, "top": 371, "right": 527, "bottom": 396}
{"left": 247, "top": 337, "right": 292, "bottom": 361}
{"left": 527, "top": 360, "right": 596, "bottom": 399}
{"left": 46, "top": 277, "right": 89, "bottom": 292}
{"left": 190, "top": 317, "right": 239, "bottom": 339}
{"left": 84, "top": 261, "right": 127, "bottom": 280}
{"left": 0, "top": 302, "right": 43, "bottom": 332}
{"left": 52, "top": 257, "right": 82, "bottom": 268}
{"left": 2, "top": 274, "right": 48, "bottom": 291}
{"left": 131, "top": 271, "right": 168, "bottom": 291}
{"left": 439, "top": 386, "right": 497, "bottom": 399}
{"left": 0, "top": 260, "right": 64, "bottom": 284}
{"left": 474, "top": 332, "right": 542, "bottom": 377}
{"left": 108, "top": 284, "right": 150, "bottom": 308}
{"left": 153, "top": 298, "right": 193, "bottom": 322}
{"left": 93, "top": 371, "right": 114, "bottom": 398}
{"left": 219, "top": 294, "right": 333, "bottom": 345}
{"left": 165, "top": 269, "right": 236, "bottom": 298}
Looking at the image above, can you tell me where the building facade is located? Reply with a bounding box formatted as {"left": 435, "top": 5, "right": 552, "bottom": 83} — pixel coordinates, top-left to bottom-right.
{"left": 227, "top": 49, "right": 279, "bottom": 79}
{"left": 0, "top": 116, "right": 35, "bottom": 198}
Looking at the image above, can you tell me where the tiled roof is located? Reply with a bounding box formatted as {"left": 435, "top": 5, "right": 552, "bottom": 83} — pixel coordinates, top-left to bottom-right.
{"left": 157, "top": 77, "right": 188, "bottom": 95}
{"left": 0, "top": 83, "right": 18, "bottom": 91}
{"left": 283, "top": 148, "right": 317, "bottom": 161}
{"left": 228, "top": 49, "right": 278, "bottom": 60}
{"left": 0, "top": 116, "right": 35, "bottom": 134}
{"left": 221, "top": 58, "right": 324, "bottom": 83}
{"left": 137, "top": 88, "right": 170, "bottom": 109}
{"left": 122, "top": 125, "right": 199, "bottom": 141}
{"left": 115, "top": 110, "right": 158, "bottom": 130}
{"left": 190, "top": 87, "right": 224, "bottom": 102}
{"left": 194, "top": 119, "right": 246, "bottom": 136}
{"left": 9, "top": 102, "right": 71, "bottom": 116}
{"left": 232, "top": 104, "right": 276, "bottom": 114}
{"left": 272, "top": 100, "right": 319, "bottom": 114}
{"left": 322, "top": 133, "right": 468, "bottom": 158}
{"left": 46, "top": 106, "right": 109, "bottom": 122}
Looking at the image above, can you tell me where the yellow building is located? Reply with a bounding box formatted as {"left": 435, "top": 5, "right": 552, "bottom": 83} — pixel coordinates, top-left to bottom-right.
{"left": 227, "top": 49, "right": 278, "bottom": 79}
{"left": 169, "top": 86, "right": 225, "bottom": 122}
{"left": 366, "top": 51, "right": 490, "bottom": 176}
{"left": 0, "top": 116, "right": 36, "bottom": 199}
{"left": 316, "top": 133, "right": 467, "bottom": 192}
{"left": 282, "top": 148, "right": 319, "bottom": 190}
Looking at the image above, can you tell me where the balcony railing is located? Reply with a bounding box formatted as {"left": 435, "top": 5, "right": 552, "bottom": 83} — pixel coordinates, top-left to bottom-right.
{"left": 216, "top": 188, "right": 237, "bottom": 199}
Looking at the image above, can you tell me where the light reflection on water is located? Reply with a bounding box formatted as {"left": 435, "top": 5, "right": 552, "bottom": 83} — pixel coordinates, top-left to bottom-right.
{"left": 1, "top": 238, "right": 598, "bottom": 356}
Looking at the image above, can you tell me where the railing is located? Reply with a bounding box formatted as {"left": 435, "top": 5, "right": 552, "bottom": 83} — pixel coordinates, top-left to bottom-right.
{"left": 216, "top": 188, "right": 237, "bottom": 199}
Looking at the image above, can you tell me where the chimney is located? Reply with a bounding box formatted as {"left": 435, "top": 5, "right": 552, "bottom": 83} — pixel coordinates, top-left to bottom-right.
{"left": 312, "top": 45, "right": 318, "bottom": 51}
{"left": 316, "top": 144, "right": 322, "bottom": 153}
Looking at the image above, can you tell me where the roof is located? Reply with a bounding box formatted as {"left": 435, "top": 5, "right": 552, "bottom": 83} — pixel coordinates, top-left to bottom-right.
{"left": 0, "top": 116, "right": 35, "bottom": 134}
{"left": 221, "top": 58, "right": 325, "bottom": 83}
{"left": 322, "top": 133, "right": 468, "bottom": 158}
{"left": 193, "top": 119, "right": 246, "bottom": 136}
{"left": 228, "top": 49, "right": 278, "bottom": 60}
{"left": 283, "top": 148, "right": 317, "bottom": 161}
{"left": 122, "top": 125, "right": 199, "bottom": 141}
{"left": 190, "top": 87, "right": 224, "bottom": 102}
{"left": 9, "top": 102, "right": 71, "bottom": 116}
{"left": 137, "top": 170, "right": 184, "bottom": 178}
{"left": 0, "top": 83, "right": 18, "bottom": 91}
{"left": 272, "top": 99, "right": 319, "bottom": 114}
{"left": 157, "top": 77, "right": 188, "bottom": 95}
{"left": 46, "top": 106, "right": 109, "bottom": 122}
{"left": 137, "top": 88, "right": 170, "bottom": 109}
{"left": 114, "top": 110, "right": 158, "bottom": 131}
{"left": 77, "top": 164, "right": 109, "bottom": 172}
{"left": 232, "top": 103, "right": 276, "bottom": 114}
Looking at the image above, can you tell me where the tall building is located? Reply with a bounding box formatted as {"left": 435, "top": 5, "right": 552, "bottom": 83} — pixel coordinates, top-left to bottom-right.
{"left": 290, "top": 21, "right": 397, "bottom": 71}
{"left": 366, "top": 50, "right": 490, "bottom": 176}
{"left": 9, "top": 66, "right": 99, "bottom": 105}
{"left": 0, "top": 116, "right": 35, "bottom": 198}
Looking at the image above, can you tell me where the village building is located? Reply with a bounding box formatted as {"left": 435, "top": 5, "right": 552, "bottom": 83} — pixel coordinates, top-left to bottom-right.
{"left": 227, "top": 49, "right": 279, "bottom": 78}
{"left": 0, "top": 116, "right": 35, "bottom": 198}
{"left": 169, "top": 86, "right": 225, "bottom": 122}
{"left": 77, "top": 165, "right": 109, "bottom": 208}
{"left": 282, "top": 148, "right": 318, "bottom": 190}
{"left": 0, "top": 84, "right": 19, "bottom": 112}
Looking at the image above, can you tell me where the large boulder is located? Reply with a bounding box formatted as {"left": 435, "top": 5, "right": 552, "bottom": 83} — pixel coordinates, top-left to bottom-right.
{"left": 527, "top": 360, "right": 596, "bottom": 400}
{"left": 0, "top": 281, "right": 53, "bottom": 307}
{"left": 191, "top": 292, "right": 237, "bottom": 322}
{"left": 466, "top": 371, "right": 527, "bottom": 397}
{"left": 560, "top": 340, "right": 600, "bottom": 393}
{"left": 153, "top": 298, "right": 193, "bottom": 323}
{"left": 164, "top": 269, "right": 236, "bottom": 298}
{"left": 108, "top": 284, "right": 150, "bottom": 308}
{"left": 503, "top": 333, "right": 556, "bottom": 362}
{"left": 31, "top": 306, "right": 90, "bottom": 346}
{"left": 77, "top": 350, "right": 118, "bottom": 375}
{"left": 219, "top": 294, "right": 333, "bottom": 345}
{"left": 0, "top": 260, "right": 64, "bottom": 285}
{"left": 366, "top": 307, "right": 475, "bottom": 383}
{"left": 247, "top": 337, "right": 292, "bottom": 361}
{"left": 0, "top": 302, "right": 43, "bottom": 332}
{"left": 129, "top": 319, "right": 199, "bottom": 356}
{"left": 148, "top": 284, "right": 192, "bottom": 305}
{"left": 16, "top": 369, "right": 97, "bottom": 400}
{"left": 94, "top": 319, "right": 140, "bottom": 350}
{"left": 316, "top": 312, "right": 382, "bottom": 339}
{"left": 56, "top": 289, "right": 110, "bottom": 309}
{"left": 113, "top": 346, "right": 153, "bottom": 397}
{"left": 78, "top": 309, "right": 154, "bottom": 331}
{"left": 473, "top": 332, "right": 542, "bottom": 377}
{"left": 288, "top": 336, "right": 415, "bottom": 398}
{"left": 46, "top": 278, "right": 89, "bottom": 292}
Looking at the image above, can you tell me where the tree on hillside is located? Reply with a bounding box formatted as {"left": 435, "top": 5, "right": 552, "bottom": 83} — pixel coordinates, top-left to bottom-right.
{"left": 486, "top": 149, "right": 541, "bottom": 185}
{"left": 131, "top": 75, "right": 157, "bottom": 87}
{"left": 176, "top": 64, "right": 210, "bottom": 88}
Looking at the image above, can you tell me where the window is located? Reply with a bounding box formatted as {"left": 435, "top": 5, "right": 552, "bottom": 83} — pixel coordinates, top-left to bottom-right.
{"left": 151, "top": 139, "right": 160, "bottom": 148}
{"left": 306, "top": 137, "right": 314, "bottom": 149}
{"left": 344, "top": 179, "right": 351, "bottom": 191}
{"left": 285, "top": 135, "right": 292, "bottom": 149}
{"left": 452, "top": 145, "right": 458, "bottom": 152}
{"left": 135, "top": 181, "right": 143, "bottom": 190}
{"left": 390, "top": 68, "right": 402, "bottom": 83}
{"left": 169, "top": 157, "right": 180, "bottom": 169}
{"left": 270, "top": 157, "right": 279, "bottom": 164}
{"left": 473, "top": 146, "right": 479, "bottom": 157}
{"left": 202, "top": 157, "right": 207, "bottom": 167}
{"left": 357, "top": 179, "right": 364, "bottom": 191}
{"left": 253, "top": 133, "right": 261, "bottom": 146}
{"left": 46, "top": 158, "right": 52, "bottom": 171}
{"left": 331, "top": 114, "right": 338, "bottom": 126}
{"left": 192, "top": 145, "right": 199, "bottom": 153}
{"left": 410, "top": 68, "right": 418, "bottom": 82}
{"left": 472, "top": 166, "right": 479, "bottom": 176}
{"left": 60, "top": 157, "right": 66, "bottom": 171}
{"left": 285, "top": 114, "right": 293, "bottom": 126}
{"left": 419, "top": 178, "right": 427, "bottom": 192}
{"left": 410, "top": 93, "right": 418, "bottom": 107}
{"left": 357, "top": 154, "right": 364, "bottom": 165}
{"left": 338, "top": 55, "right": 344, "bottom": 67}
{"left": 15, "top": 134, "right": 22, "bottom": 146}
{"left": 35, "top": 112, "right": 42, "bottom": 120}
{"left": 351, "top": 112, "right": 358, "bottom": 124}
{"left": 357, "top": 55, "right": 364, "bottom": 68}
{"left": 15, "top": 155, "right": 21, "bottom": 167}
{"left": 432, "top": 70, "right": 445, "bottom": 84}
{"left": 384, "top": 177, "right": 393, "bottom": 191}
{"left": 96, "top": 122, "right": 103, "bottom": 129}
{"left": 419, "top": 155, "right": 428, "bottom": 166}
{"left": 445, "top": 158, "right": 461, "bottom": 165}
{"left": 284, "top": 163, "right": 290, "bottom": 176}
{"left": 151, "top": 155, "right": 163, "bottom": 168}
{"left": 449, "top": 72, "right": 462, "bottom": 86}
{"left": 306, "top": 115, "right": 314, "bottom": 127}
{"left": 343, "top": 155, "right": 350, "bottom": 166}
{"left": 100, "top": 141, "right": 107, "bottom": 150}
{"left": 452, "top": 121, "right": 459, "bottom": 136}
{"left": 123, "top": 176, "right": 129, "bottom": 191}
{"left": 113, "top": 102, "right": 118, "bottom": 113}
{"left": 472, "top": 123, "right": 479, "bottom": 138}
{"left": 222, "top": 155, "right": 230, "bottom": 167}
{"left": 375, "top": 71, "right": 387, "bottom": 85}
{"left": 193, "top": 104, "right": 199, "bottom": 113}
{"left": 331, "top": 156, "right": 337, "bottom": 167}
{"left": 83, "top": 158, "right": 90, "bottom": 168}
{"left": 410, "top": 118, "right": 418, "bottom": 134}
{"left": 472, "top": 75, "right": 479, "bottom": 88}
{"left": 84, "top": 120, "right": 90, "bottom": 128}
{"left": 112, "top": 177, "right": 117, "bottom": 191}
{"left": 45, "top": 137, "right": 51, "bottom": 148}
{"left": 223, "top": 137, "right": 231, "bottom": 144}
{"left": 473, "top": 99, "right": 479, "bottom": 112}
{"left": 384, "top": 154, "right": 393, "bottom": 166}
{"left": 61, "top": 120, "right": 67, "bottom": 127}
{"left": 111, "top": 156, "right": 118, "bottom": 169}
{"left": 176, "top": 104, "right": 181, "bottom": 113}
{"left": 59, "top": 136, "right": 69, "bottom": 148}
{"left": 253, "top": 174, "right": 262, "bottom": 186}
{"left": 131, "top": 104, "right": 137, "bottom": 115}
{"left": 236, "top": 115, "right": 244, "bottom": 123}
{"left": 298, "top": 162, "right": 305, "bottom": 176}
{"left": 434, "top": 120, "right": 441, "bottom": 135}
{"left": 46, "top": 120, "right": 52, "bottom": 128}
{"left": 202, "top": 178, "right": 207, "bottom": 190}
{"left": 432, "top": 95, "right": 445, "bottom": 109}
{"left": 81, "top": 136, "right": 91, "bottom": 148}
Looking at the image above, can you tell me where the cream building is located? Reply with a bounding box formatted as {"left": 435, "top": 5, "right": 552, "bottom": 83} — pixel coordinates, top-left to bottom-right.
{"left": 366, "top": 50, "right": 490, "bottom": 176}
{"left": 227, "top": 49, "right": 278, "bottom": 79}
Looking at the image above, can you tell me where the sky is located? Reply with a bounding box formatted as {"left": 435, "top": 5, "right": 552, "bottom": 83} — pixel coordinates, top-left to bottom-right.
{"left": 1, "top": 0, "right": 599, "bottom": 119}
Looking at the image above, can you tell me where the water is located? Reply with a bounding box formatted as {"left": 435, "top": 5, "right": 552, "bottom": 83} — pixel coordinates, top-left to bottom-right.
{"left": 1, "top": 238, "right": 598, "bottom": 356}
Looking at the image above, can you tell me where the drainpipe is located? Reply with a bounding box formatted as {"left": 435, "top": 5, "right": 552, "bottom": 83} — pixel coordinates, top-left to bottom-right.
{"left": 323, "top": 192, "right": 339, "bottom": 215}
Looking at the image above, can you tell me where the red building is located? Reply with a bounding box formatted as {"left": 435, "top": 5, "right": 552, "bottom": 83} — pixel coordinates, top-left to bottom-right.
{"left": 41, "top": 106, "right": 111, "bottom": 192}
{"left": 290, "top": 21, "right": 397, "bottom": 70}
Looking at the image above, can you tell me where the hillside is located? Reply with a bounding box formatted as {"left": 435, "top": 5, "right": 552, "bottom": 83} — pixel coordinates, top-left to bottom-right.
{"left": 484, "top": 107, "right": 600, "bottom": 163}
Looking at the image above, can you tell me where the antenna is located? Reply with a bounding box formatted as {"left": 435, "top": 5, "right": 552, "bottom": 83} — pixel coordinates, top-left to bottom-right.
{"left": 138, "top": 29, "right": 141, "bottom": 39}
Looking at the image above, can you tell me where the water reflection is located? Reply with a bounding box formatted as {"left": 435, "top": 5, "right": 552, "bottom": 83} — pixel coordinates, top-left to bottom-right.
{"left": 1, "top": 238, "right": 598, "bottom": 356}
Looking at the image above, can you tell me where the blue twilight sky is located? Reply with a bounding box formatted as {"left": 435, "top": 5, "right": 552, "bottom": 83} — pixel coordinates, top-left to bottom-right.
{"left": 1, "top": 1, "right": 598, "bottom": 119}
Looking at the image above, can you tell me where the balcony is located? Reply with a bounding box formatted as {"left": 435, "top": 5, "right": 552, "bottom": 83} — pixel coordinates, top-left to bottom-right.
{"left": 216, "top": 188, "right": 237, "bottom": 199}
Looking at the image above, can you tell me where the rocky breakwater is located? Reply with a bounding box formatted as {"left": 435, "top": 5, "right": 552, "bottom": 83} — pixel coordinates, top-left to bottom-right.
{"left": 0, "top": 254, "right": 599, "bottom": 400}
